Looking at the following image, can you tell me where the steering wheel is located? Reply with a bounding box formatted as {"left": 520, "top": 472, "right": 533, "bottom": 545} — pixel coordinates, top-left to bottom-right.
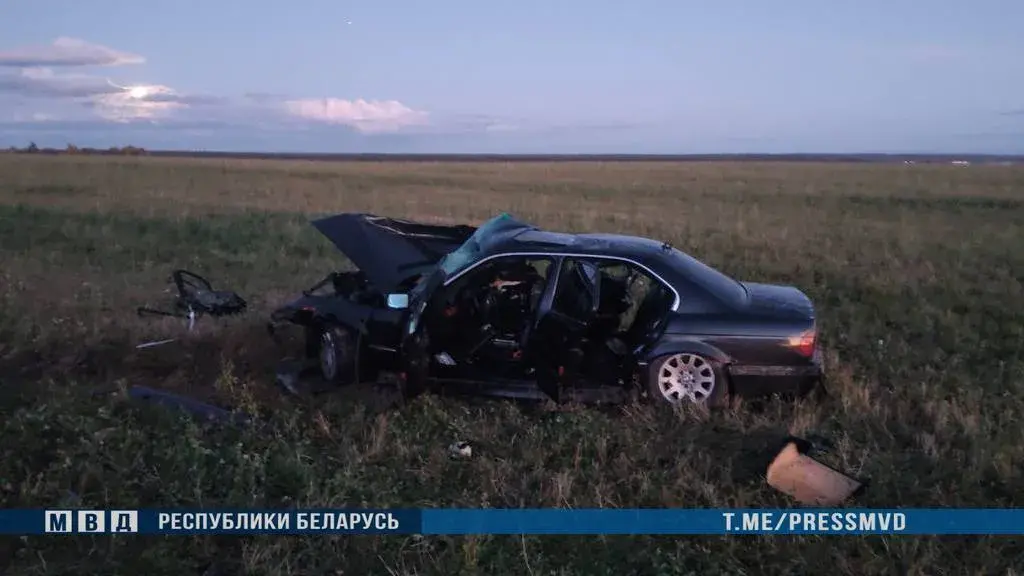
{"left": 466, "top": 283, "right": 494, "bottom": 318}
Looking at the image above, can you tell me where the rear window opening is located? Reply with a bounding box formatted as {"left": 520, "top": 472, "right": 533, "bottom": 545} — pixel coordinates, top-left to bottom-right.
{"left": 664, "top": 248, "right": 748, "bottom": 306}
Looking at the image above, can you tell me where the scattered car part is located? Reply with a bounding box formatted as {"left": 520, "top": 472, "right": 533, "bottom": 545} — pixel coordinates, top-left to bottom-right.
{"left": 448, "top": 441, "right": 472, "bottom": 459}
{"left": 137, "top": 269, "right": 247, "bottom": 331}
{"left": 273, "top": 357, "right": 339, "bottom": 396}
{"left": 135, "top": 338, "right": 177, "bottom": 349}
{"left": 127, "top": 385, "right": 250, "bottom": 425}
{"left": 275, "top": 358, "right": 306, "bottom": 396}
{"left": 766, "top": 437, "right": 865, "bottom": 506}
{"left": 270, "top": 212, "right": 825, "bottom": 407}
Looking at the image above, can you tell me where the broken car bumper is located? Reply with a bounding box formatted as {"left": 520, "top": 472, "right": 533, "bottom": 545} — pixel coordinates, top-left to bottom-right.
{"left": 727, "top": 347, "right": 824, "bottom": 397}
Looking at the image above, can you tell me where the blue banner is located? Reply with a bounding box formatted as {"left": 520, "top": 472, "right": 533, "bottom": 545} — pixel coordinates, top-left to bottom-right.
{"left": 13, "top": 509, "right": 419, "bottom": 535}
{"left": 3, "top": 508, "right": 1023, "bottom": 535}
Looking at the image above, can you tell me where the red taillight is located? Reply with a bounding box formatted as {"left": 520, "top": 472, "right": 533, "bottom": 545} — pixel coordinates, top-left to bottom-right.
{"left": 787, "top": 328, "right": 816, "bottom": 357}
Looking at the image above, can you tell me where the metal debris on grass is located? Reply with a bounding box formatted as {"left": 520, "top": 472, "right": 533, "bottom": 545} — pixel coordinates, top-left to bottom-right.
{"left": 135, "top": 338, "right": 177, "bottom": 349}
{"left": 137, "top": 269, "right": 247, "bottom": 332}
{"left": 128, "top": 385, "right": 250, "bottom": 426}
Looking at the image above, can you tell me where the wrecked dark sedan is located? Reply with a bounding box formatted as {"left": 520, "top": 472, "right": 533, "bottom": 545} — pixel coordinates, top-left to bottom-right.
{"left": 269, "top": 213, "right": 823, "bottom": 406}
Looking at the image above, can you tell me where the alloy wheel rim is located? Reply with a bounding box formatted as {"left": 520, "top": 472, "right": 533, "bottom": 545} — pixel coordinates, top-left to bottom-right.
{"left": 320, "top": 331, "right": 336, "bottom": 380}
{"left": 657, "top": 353, "right": 715, "bottom": 404}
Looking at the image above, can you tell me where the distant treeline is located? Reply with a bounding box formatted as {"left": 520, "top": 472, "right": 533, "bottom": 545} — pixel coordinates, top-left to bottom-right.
{"left": 142, "top": 152, "right": 1017, "bottom": 164}
{"left": 4, "top": 142, "right": 147, "bottom": 156}
{"left": 2, "top": 143, "right": 1020, "bottom": 164}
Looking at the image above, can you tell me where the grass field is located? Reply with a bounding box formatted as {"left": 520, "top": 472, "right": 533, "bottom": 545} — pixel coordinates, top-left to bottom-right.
{"left": 1, "top": 154, "right": 1022, "bottom": 575}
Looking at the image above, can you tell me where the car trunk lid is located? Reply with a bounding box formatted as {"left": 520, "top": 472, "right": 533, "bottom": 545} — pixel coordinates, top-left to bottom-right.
{"left": 740, "top": 282, "right": 815, "bottom": 321}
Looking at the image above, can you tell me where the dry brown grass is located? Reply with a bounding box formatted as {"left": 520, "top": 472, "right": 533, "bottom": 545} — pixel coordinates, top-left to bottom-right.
{"left": 1, "top": 154, "right": 1023, "bottom": 575}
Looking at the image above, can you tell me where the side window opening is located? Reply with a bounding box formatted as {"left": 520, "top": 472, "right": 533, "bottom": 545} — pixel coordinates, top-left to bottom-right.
{"left": 552, "top": 258, "right": 599, "bottom": 320}
{"left": 432, "top": 256, "right": 553, "bottom": 360}
{"left": 551, "top": 257, "right": 673, "bottom": 343}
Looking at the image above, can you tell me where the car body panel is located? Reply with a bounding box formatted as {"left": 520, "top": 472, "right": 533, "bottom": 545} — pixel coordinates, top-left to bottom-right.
{"left": 311, "top": 213, "right": 476, "bottom": 293}
{"left": 726, "top": 345, "right": 823, "bottom": 396}
{"left": 270, "top": 292, "right": 374, "bottom": 333}
{"left": 739, "top": 282, "right": 816, "bottom": 320}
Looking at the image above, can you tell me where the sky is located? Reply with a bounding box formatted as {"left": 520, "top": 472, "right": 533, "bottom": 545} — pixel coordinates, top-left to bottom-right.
{"left": 1, "top": 1, "right": 1022, "bottom": 154}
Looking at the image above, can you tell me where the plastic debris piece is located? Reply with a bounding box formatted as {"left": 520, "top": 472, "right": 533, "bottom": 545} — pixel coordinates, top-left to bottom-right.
{"left": 448, "top": 441, "right": 472, "bottom": 459}
{"left": 136, "top": 338, "right": 177, "bottom": 349}
{"left": 128, "top": 385, "right": 249, "bottom": 425}
{"left": 766, "top": 438, "right": 864, "bottom": 506}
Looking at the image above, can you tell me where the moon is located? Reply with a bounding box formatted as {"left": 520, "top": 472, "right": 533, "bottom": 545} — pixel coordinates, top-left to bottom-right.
{"left": 106, "top": 79, "right": 151, "bottom": 99}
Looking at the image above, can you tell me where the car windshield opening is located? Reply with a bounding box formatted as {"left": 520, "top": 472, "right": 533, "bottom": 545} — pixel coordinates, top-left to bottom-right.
{"left": 438, "top": 213, "right": 523, "bottom": 278}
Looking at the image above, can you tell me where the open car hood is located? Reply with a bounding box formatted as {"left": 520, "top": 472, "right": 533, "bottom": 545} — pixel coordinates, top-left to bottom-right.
{"left": 311, "top": 213, "right": 476, "bottom": 293}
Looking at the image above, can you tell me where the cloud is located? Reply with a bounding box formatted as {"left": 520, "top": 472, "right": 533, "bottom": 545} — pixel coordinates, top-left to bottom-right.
{"left": 243, "top": 92, "right": 288, "bottom": 103}
{"left": 91, "top": 82, "right": 232, "bottom": 121}
{"left": 0, "top": 66, "right": 430, "bottom": 131}
{"left": 1001, "top": 109, "right": 1024, "bottom": 117}
{"left": 89, "top": 85, "right": 187, "bottom": 122}
{"left": 0, "top": 67, "right": 120, "bottom": 98}
{"left": 5, "top": 112, "right": 59, "bottom": 123}
{"left": 0, "top": 37, "right": 144, "bottom": 68}
{"left": 283, "top": 98, "right": 429, "bottom": 133}
{"left": 419, "top": 113, "right": 653, "bottom": 136}
{"left": 0, "top": 69, "right": 188, "bottom": 121}
{"left": 0, "top": 38, "right": 438, "bottom": 136}
{"left": 952, "top": 131, "right": 1024, "bottom": 142}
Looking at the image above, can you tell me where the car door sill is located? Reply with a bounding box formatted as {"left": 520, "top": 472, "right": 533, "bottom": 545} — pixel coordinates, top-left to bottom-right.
{"left": 429, "top": 377, "right": 631, "bottom": 404}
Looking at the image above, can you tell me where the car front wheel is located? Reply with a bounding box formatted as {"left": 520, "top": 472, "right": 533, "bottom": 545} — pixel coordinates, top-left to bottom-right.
{"left": 646, "top": 352, "right": 727, "bottom": 407}
{"left": 316, "top": 324, "right": 356, "bottom": 385}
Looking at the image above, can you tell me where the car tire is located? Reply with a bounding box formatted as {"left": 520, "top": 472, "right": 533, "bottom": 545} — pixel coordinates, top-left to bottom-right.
{"left": 645, "top": 352, "right": 728, "bottom": 408}
{"left": 304, "top": 324, "right": 320, "bottom": 360}
{"left": 316, "top": 323, "right": 356, "bottom": 385}
{"left": 401, "top": 327, "right": 431, "bottom": 399}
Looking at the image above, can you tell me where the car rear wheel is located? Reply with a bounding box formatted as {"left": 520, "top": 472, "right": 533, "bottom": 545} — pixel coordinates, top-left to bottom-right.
{"left": 647, "top": 352, "right": 727, "bottom": 407}
{"left": 316, "top": 324, "right": 356, "bottom": 385}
